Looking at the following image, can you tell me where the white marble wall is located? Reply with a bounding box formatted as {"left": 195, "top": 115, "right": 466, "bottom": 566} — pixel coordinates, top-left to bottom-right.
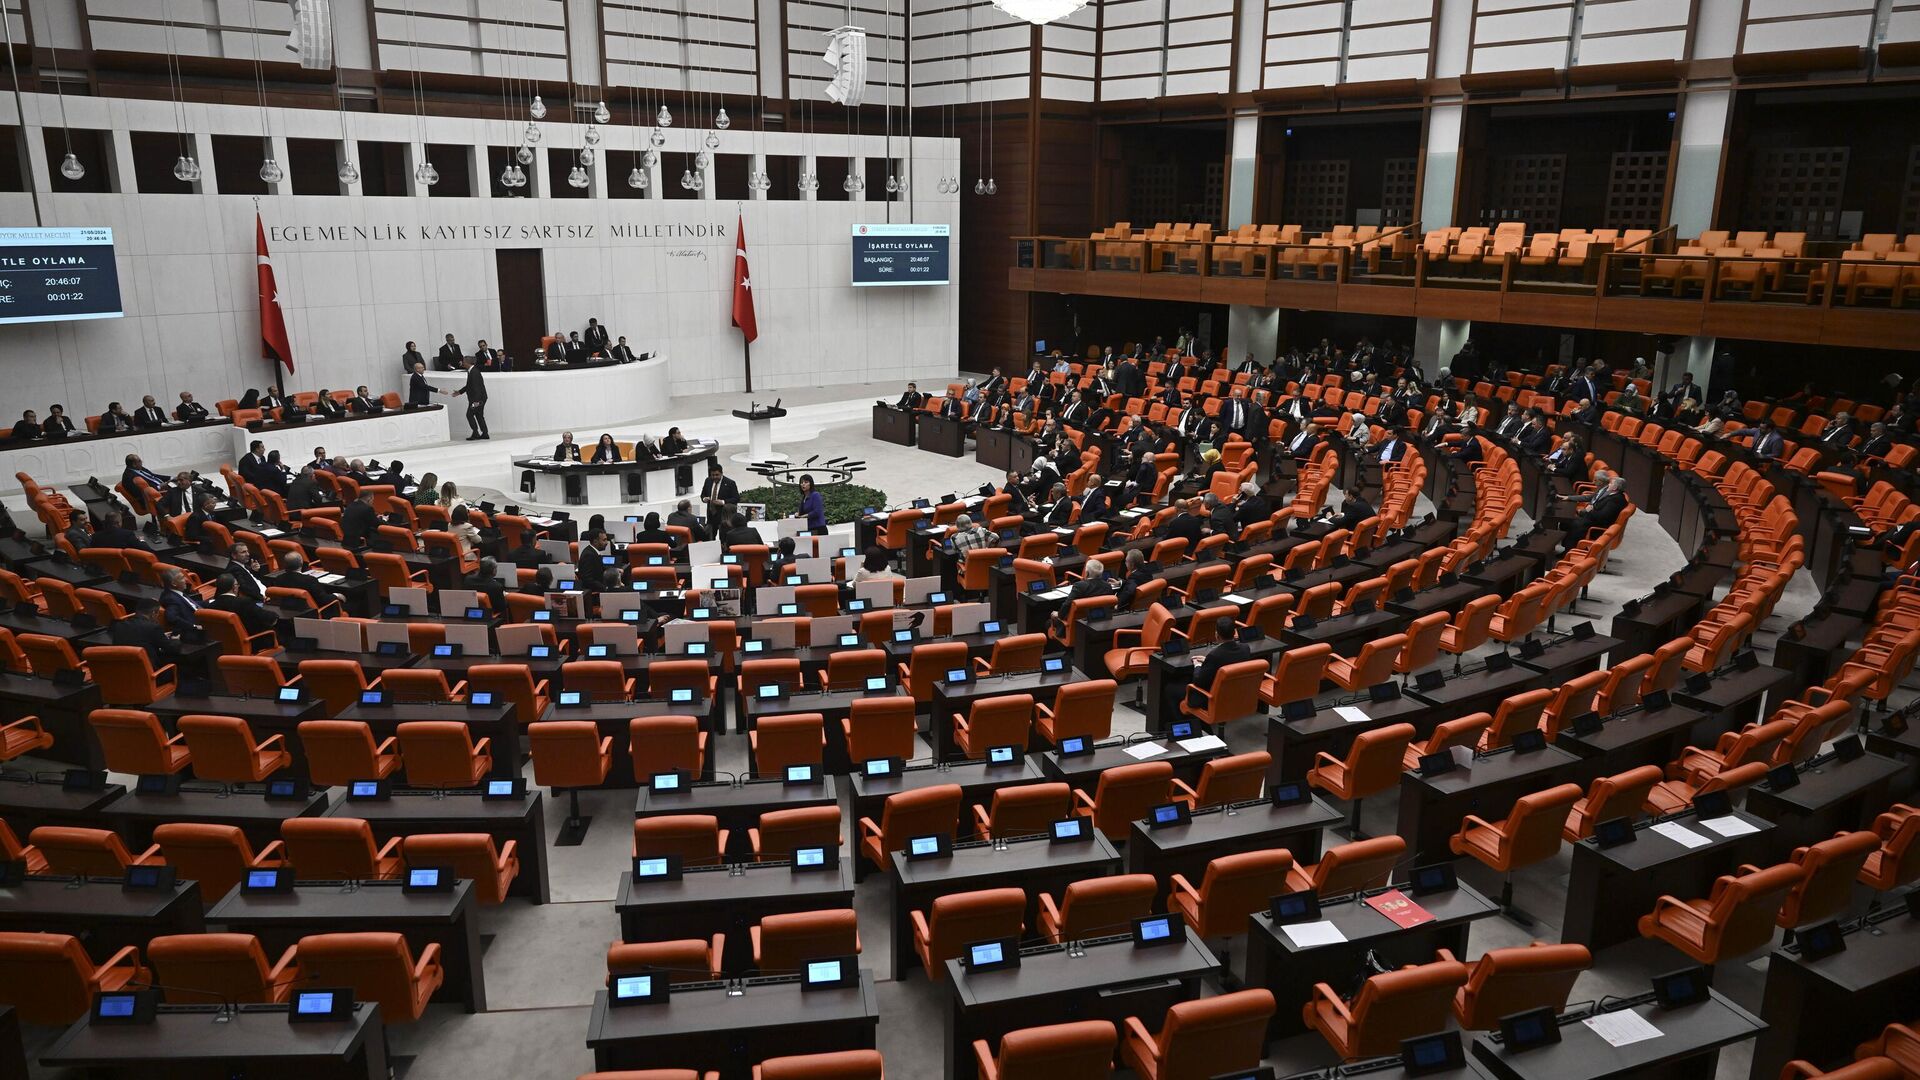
{"left": 0, "top": 95, "right": 961, "bottom": 415}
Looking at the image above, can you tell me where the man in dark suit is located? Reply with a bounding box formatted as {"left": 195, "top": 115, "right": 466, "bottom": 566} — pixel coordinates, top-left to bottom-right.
{"left": 41, "top": 405, "right": 75, "bottom": 438}
{"left": 1115, "top": 357, "right": 1146, "bottom": 398}
{"left": 158, "top": 569, "right": 203, "bottom": 631}
{"left": 1204, "top": 493, "right": 1237, "bottom": 537}
{"left": 407, "top": 363, "right": 433, "bottom": 408}
{"left": 584, "top": 319, "right": 612, "bottom": 355}
{"left": 267, "top": 551, "right": 336, "bottom": 610}
{"left": 999, "top": 474, "right": 1033, "bottom": 519}
{"left": 667, "top": 500, "right": 710, "bottom": 544}
{"left": 1750, "top": 421, "right": 1786, "bottom": 460}
{"left": 896, "top": 382, "right": 926, "bottom": 411}
{"left": 8, "top": 409, "right": 40, "bottom": 442}
{"left": 1220, "top": 393, "right": 1264, "bottom": 444}
{"left": 1375, "top": 429, "right": 1409, "bottom": 464}
{"left": 259, "top": 386, "right": 288, "bottom": 414}
{"left": 1660, "top": 372, "right": 1703, "bottom": 415}
{"left": 340, "top": 491, "right": 378, "bottom": 548}
{"left": 1158, "top": 498, "right": 1206, "bottom": 547}
{"left": 1564, "top": 478, "right": 1629, "bottom": 551}
{"left": 473, "top": 339, "right": 500, "bottom": 371}
{"left": 1077, "top": 476, "right": 1110, "bottom": 523}
{"left": 1285, "top": 421, "right": 1324, "bottom": 460}
{"left": 720, "top": 513, "right": 762, "bottom": 551}
{"left": 1859, "top": 422, "right": 1894, "bottom": 460}
{"left": 1451, "top": 429, "right": 1484, "bottom": 465}
{"left": 97, "top": 401, "right": 135, "bottom": 434}
{"left": 286, "top": 467, "right": 331, "bottom": 511}
{"left": 133, "top": 395, "right": 168, "bottom": 429}
{"left": 239, "top": 440, "right": 271, "bottom": 488}
{"left": 400, "top": 341, "right": 425, "bottom": 375}
{"left": 109, "top": 599, "right": 175, "bottom": 664}
{"left": 436, "top": 334, "right": 464, "bottom": 371}
{"left": 174, "top": 392, "right": 209, "bottom": 423}
{"left": 1188, "top": 616, "right": 1252, "bottom": 705}
{"left": 937, "top": 393, "right": 964, "bottom": 421}
{"left": 1819, "top": 411, "right": 1858, "bottom": 449}
{"left": 1515, "top": 412, "right": 1554, "bottom": 454}
{"left": 1114, "top": 550, "right": 1160, "bottom": 610}
{"left": 449, "top": 358, "right": 489, "bottom": 439}
{"left": 1068, "top": 556, "right": 1115, "bottom": 600}
{"left": 224, "top": 542, "right": 270, "bottom": 602}
{"left": 184, "top": 494, "right": 219, "bottom": 546}
{"left": 94, "top": 510, "right": 148, "bottom": 551}
{"left": 609, "top": 336, "right": 638, "bottom": 363}
{"left": 701, "top": 463, "right": 740, "bottom": 537}
{"left": 1328, "top": 493, "right": 1376, "bottom": 531}
{"left": 348, "top": 386, "right": 380, "bottom": 414}
{"left": 122, "top": 454, "right": 168, "bottom": 498}
{"left": 208, "top": 574, "right": 277, "bottom": 636}
{"left": 1041, "top": 483, "right": 1074, "bottom": 528}
{"left": 465, "top": 557, "right": 508, "bottom": 615}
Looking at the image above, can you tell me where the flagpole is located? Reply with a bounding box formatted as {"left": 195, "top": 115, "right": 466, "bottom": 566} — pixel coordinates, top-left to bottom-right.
{"left": 743, "top": 339, "right": 754, "bottom": 394}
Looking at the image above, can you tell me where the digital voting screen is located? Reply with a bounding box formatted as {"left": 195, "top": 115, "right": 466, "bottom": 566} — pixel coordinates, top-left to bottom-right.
{"left": 0, "top": 227, "right": 125, "bottom": 325}
{"left": 850, "top": 223, "right": 950, "bottom": 286}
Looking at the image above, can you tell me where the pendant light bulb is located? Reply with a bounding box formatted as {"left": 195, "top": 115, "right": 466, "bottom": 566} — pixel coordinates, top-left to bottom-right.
{"left": 656, "top": 105, "right": 673, "bottom": 128}
{"left": 259, "top": 158, "right": 284, "bottom": 184}
{"left": 58, "top": 153, "right": 85, "bottom": 181}
{"left": 583, "top": 124, "right": 602, "bottom": 146}
{"left": 528, "top": 94, "right": 547, "bottom": 120}
{"left": 337, "top": 161, "right": 359, "bottom": 185}
{"left": 172, "top": 155, "right": 195, "bottom": 182}
{"left": 524, "top": 122, "right": 542, "bottom": 145}
{"left": 642, "top": 147, "right": 659, "bottom": 168}
{"left": 714, "top": 107, "right": 730, "bottom": 130}
{"left": 593, "top": 100, "right": 611, "bottom": 124}
{"left": 627, "top": 167, "right": 645, "bottom": 189}
{"left": 705, "top": 130, "right": 720, "bottom": 149}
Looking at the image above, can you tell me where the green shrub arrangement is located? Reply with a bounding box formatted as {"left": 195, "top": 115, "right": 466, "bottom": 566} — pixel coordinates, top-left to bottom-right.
{"left": 740, "top": 483, "right": 890, "bottom": 526}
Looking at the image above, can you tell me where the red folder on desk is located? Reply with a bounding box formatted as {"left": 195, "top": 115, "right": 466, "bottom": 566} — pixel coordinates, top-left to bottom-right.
{"left": 1363, "top": 889, "right": 1435, "bottom": 929}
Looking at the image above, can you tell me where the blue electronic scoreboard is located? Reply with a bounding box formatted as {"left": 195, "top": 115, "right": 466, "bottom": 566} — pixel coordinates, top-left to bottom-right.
{"left": 0, "top": 227, "right": 124, "bottom": 324}
{"left": 850, "top": 223, "right": 950, "bottom": 286}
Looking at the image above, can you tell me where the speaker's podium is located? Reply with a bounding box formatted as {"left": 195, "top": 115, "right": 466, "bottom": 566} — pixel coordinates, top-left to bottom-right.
{"left": 733, "top": 402, "right": 787, "bottom": 463}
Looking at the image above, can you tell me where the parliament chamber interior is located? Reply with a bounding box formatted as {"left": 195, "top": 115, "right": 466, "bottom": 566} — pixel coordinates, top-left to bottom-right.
{"left": 3, "top": 0, "right": 1920, "bottom": 1078}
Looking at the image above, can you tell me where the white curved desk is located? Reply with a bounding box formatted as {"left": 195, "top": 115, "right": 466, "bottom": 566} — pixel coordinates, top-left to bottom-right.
{"left": 421, "top": 360, "right": 672, "bottom": 438}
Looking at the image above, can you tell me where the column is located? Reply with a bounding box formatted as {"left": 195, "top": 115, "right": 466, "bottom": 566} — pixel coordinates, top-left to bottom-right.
{"left": 1226, "top": 115, "right": 1258, "bottom": 228}
{"left": 802, "top": 153, "right": 818, "bottom": 202}
{"left": 1668, "top": 90, "right": 1730, "bottom": 239}
{"left": 1657, "top": 335, "right": 1716, "bottom": 394}
{"left": 23, "top": 122, "right": 52, "bottom": 194}
{"left": 190, "top": 131, "right": 216, "bottom": 195}
{"left": 591, "top": 148, "right": 609, "bottom": 199}
{"left": 1412, "top": 318, "right": 1471, "bottom": 380}
{"left": 265, "top": 135, "right": 292, "bottom": 196}
{"left": 1226, "top": 305, "right": 1279, "bottom": 368}
{"left": 1418, "top": 105, "right": 1463, "bottom": 229}
{"left": 105, "top": 127, "right": 135, "bottom": 195}
{"left": 750, "top": 151, "right": 768, "bottom": 201}
{"left": 475, "top": 144, "right": 492, "bottom": 200}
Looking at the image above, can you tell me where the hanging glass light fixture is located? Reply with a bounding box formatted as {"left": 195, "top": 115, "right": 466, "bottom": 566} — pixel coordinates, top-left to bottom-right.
{"left": 583, "top": 124, "right": 602, "bottom": 146}
{"left": 415, "top": 160, "right": 437, "bottom": 186}
{"left": 58, "top": 152, "right": 85, "bottom": 180}
{"left": 524, "top": 122, "right": 542, "bottom": 144}
{"left": 500, "top": 163, "right": 517, "bottom": 189}
{"left": 695, "top": 150, "right": 711, "bottom": 171}
{"left": 885, "top": 173, "right": 898, "bottom": 194}
{"left": 627, "top": 167, "right": 646, "bottom": 189}
{"left": 642, "top": 148, "right": 659, "bottom": 168}
{"left": 973, "top": 178, "right": 986, "bottom": 195}
{"left": 714, "top": 107, "right": 730, "bottom": 130}
{"left": 516, "top": 145, "right": 534, "bottom": 165}
{"left": 172, "top": 155, "right": 196, "bottom": 182}
{"left": 985, "top": 178, "right": 997, "bottom": 195}
{"left": 337, "top": 160, "right": 359, "bottom": 185}
{"left": 649, "top": 128, "right": 666, "bottom": 148}
{"left": 579, "top": 147, "right": 595, "bottom": 165}
{"left": 656, "top": 104, "right": 673, "bottom": 128}
{"left": 567, "top": 164, "right": 589, "bottom": 188}
{"left": 704, "top": 130, "right": 720, "bottom": 149}
{"left": 529, "top": 94, "right": 547, "bottom": 120}
{"left": 259, "top": 157, "right": 284, "bottom": 184}
{"left": 593, "top": 100, "right": 611, "bottom": 124}
{"left": 680, "top": 168, "right": 694, "bottom": 190}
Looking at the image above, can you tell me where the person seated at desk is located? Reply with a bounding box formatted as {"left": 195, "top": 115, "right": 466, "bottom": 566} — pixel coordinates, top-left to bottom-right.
{"left": 564, "top": 332, "right": 590, "bottom": 363}
{"left": 437, "top": 334, "right": 464, "bottom": 371}
{"left": 517, "top": 566, "right": 554, "bottom": 597}
{"left": 208, "top": 573, "right": 277, "bottom": 636}
{"left": 183, "top": 494, "right": 219, "bottom": 546}
{"left": 1039, "top": 482, "right": 1074, "bottom": 528}
{"left": 853, "top": 546, "right": 901, "bottom": 583}
{"left": 1284, "top": 421, "right": 1325, "bottom": 460}
{"left": 554, "top": 432, "right": 583, "bottom": 462}
{"left": 949, "top": 514, "right": 993, "bottom": 554}
{"left": 313, "top": 390, "right": 346, "bottom": 420}
{"left": 41, "top": 404, "right": 75, "bottom": 439}
{"left": 158, "top": 568, "right": 204, "bottom": 630}
{"left": 504, "top": 528, "right": 554, "bottom": 567}
{"left": 576, "top": 530, "right": 617, "bottom": 590}
{"left": 157, "top": 473, "right": 198, "bottom": 518}
{"left": 466, "top": 556, "right": 508, "bottom": 615}
{"left": 175, "top": 392, "right": 209, "bottom": 423}
{"left": 668, "top": 500, "right": 709, "bottom": 544}
{"left": 1514, "top": 410, "right": 1554, "bottom": 454}
{"left": 474, "top": 340, "right": 500, "bottom": 370}
{"left": 1451, "top": 428, "right": 1484, "bottom": 465}
{"left": 895, "top": 382, "right": 927, "bottom": 411}
{"left": 268, "top": 551, "right": 335, "bottom": 610}
{"left": 997, "top": 473, "right": 1033, "bottom": 519}
{"left": 287, "top": 467, "right": 332, "bottom": 511}
{"left": 1563, "top": 477, "right": 1629, "bottom": 552}
{"left": 1076, "top": 474, "right": 1111, "bottom": 523}
{"left": 237, "top": 388, "right": 260, "bottom": 410}
{"left": 1750, "top": 421, "right": 1786, "bottom": 460}
{"left": 935, "top": 391, "right": 965, "bottom": 424}
{"left": 96, "top": 401, "right": 135, "bottom": 434}
{"left": 591, "top": 434, "right": 622, "bottom": 463}
{"left": 8, "top": 409, "right": 40, "bottom": 442}
{"left": 368, "top": 459, "right": 407, "bottom": 488}
{"left": 225, "top": 542, "right": 270, "bottom": 602}
{"left": 797, "top": 474, "right": 828, "bottom": 534}
{"left": 1069, "top": 556, "right": 1114, "bottom": 600}
{"left": 1186, "top": 616, "right": 1251, "bottom": 707}
{"left": 1545, "top": 435, "right": 1584, "bottom": 479}
{"left": 719, "top": 513, "right": 761, "bottom": 551}
{"left": 260, "top": 386, "right": 289, "bottom": 415}
{"left": 1202, "top": 492, "right": 1236, "bottom": 537}
{"left": 91, "top": 509, "right": 146, "bottom": 551}
{"left": 62, "top": 511, "right": 95, "bottom": 554}
{"left": 347, "top": 386, "right": 380, "bottom": 414}
{"left": 449, "top": 505, "right": 482, "bottom": 558}
{"left": 122, "top": 453, "right": 168, "bottom": 498}
{"left": 340, "top": 491, "right": 378, "bottom": 549}
{"left": 604, "top": 334, "right": 640, "bottom": 364}
{"left": 133, "top": 395, "right": 168, "bottom": 429}
{"left": 400, "top": 341, "right": 424, "bottom": 375}
{"left": 1114, "top": 549, "right": 1159, "bottom": 610}
{"left": 629, "top": 512, "right": 672, "bottom": 550}
{"left": 110, "top": 598, "right": 178, "bottom": 663}
{"left": 1325, "top": 492, "right": 1376, "bottom": 532}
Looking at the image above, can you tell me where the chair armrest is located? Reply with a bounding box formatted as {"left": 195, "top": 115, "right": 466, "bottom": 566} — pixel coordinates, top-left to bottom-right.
{"left": 531, "top": 679, "right": 550, "bottom": 697}
{"left": 96, "top": 946, "right": 144, "bottom": 981}
{"left": 1169, "top": 874, "right": 1200, "bottom": 903}
{"left": 373, "top": 737, "right": 398, "bottom": 755}
{"left": 1074, "top": 790, "right": 1097, "bottom": 812}
{"left": 246, "top": 629, "right": 278, "bottom": 650}
{"left": 1460, "top": 814, "right": 1495, "bottom": 833}
{"left": 0, "top": 716, "right": 45, "bottom": 735}
{"left": 973, "top": 1040, "right": 1002, "bottom": 1080}
{"left": 153, "top": 664, "right": 177, "bottom": 684}
{"left": 256, "top": 734, "right": 286, "bottom": 751}
{"left": 973, "top": 657, "right": 992, "bottom": 673}
{"left": 414, "top": 943, "right": 442, "bottom": 979}
{"left": 497, "top": 840, "right": 518, "bottom": 868}
{"left": 253, "top": 841, "right": 286, "bottom": 865}
{"left": 597, "top": 736, "right": 613, "bottom": 757}
{"left": 1171, "top": 779, "right": 1199, "bottom": 805}
{"left": 858, "top": 817, "right": 882, "bottom": 840}
{"left": 1123, "top": 1015, "right": 1157, "bottom": 1047}
{"left": 909, "top": 909, "right": 931, "bottom": 942}
{"left": 447, "top": 680, "right": 469, "bottom": 699}
{"left": 1033, "top": 701, "right": 1055, "bottom": 720}
{"left": 1110, "top": 628, "right": 1142, "bottom": 647}
{"left": 471, "top": 737, "right": 492, "bottom": 758}
{"left": 1311, "top": 751, "right": 1342, "bottom": 770}
{"left": 1308, "top": 982, "right": 1354, "bottom": 1021}
{"left": 134, "top": 844, "right": 164, "bottom": 865}
{"left": 375, "top": 837, "right": 404, "bottom": 861}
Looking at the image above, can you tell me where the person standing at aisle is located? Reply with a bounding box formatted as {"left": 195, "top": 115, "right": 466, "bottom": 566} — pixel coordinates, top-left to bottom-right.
{"left": 447, "top": 356, "right": 489, "bottom": 440}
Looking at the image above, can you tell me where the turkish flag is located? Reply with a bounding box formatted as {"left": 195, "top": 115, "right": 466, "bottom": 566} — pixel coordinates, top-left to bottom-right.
{"left": 256, "top": 213, "right": 295, "bottom": 373}
{"left": 731, "top": 214, "right": 758, "bottom": 345}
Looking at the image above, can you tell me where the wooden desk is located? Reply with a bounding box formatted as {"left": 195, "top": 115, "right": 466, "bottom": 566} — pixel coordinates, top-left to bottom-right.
{"left": 548, "top": 697, "right": 721, "bottom": 784}
{"left": 1743, "top": 751, "right": 1910, "bottom": 849}
{"left": 1610, "top": 587, "right": 1711, "bottom": 661}
{"left": 1472, "top": 992, "right": 1763, "bottom": 1080}
{"left": 208, "top": 879, "right": 486, "bottom": 1011}
{"left": 1247, "top": 882, "right": 1501, "bottom": 1039}
{"left": 613, "top": 862, "right": 856, "bottom": 972}
{"left": 1265, "top": 693, "right": 1441, "bottom": 785}
{"left": 1036, "top": 737, "right": 1228, "bottom": 793}
{"left": 1553, "top": 701, "right": 1719, "bottom": 777}
{"left": 0, "top": 669, "right": 104, "bottom": 769}
{"left": 941, "top": 936, "right": 1219, "bottom": 1080}
{"left": 975, "top": 426, "right": 1038, "bottom": 474}
{"left": 0, "top": 774, "right": 125, "bottom": 832}
{"left": 324, "top": 789, "right": 550, "bottom": 904}
{"left": 39, "top": 1002, "right": 388, "bottom": 1080}
{"left": 1123, "top": 798, "right": 1340, "bottom": 903}
{"left": 633, "top": 776, "right": 837, "bottom": 860}
{"left": 1281, "top": 608, "right": 1410, "bottom": 663}
{"left": 919, "top": 414, "right": 967, "bottom": 458}
{"left": 849, "top": 758, "right": 1049, "bottom": 883}
{"left": 873, "top": 404, "right": 917, "bottom": 446}
{"left": 1142, "top": 636, "right": 1287, "bottom": 734}
{"left": 102, "top": 785, "right": 330, "bottom": 849}
{"left": 1674, "top": 663, "right": 1795, "bottom": 729}
{"left": 335, "top": 701, "right": 518, "bottom": 779}
{"left": 1395, "top": 745, "right": 1585, "bottom": 862}
{"left": 1560, "top": 810, "right": 1778, "bottom": 950}
{"left": 931, "top": 668, "right": 1079, "bottom": 761}
{"left": 887, "top": 833, "right": 1121, "bottom": 978}
{"left": 586, "top": 974, "right": 879, "bottom": 1079}
{"left": 146, "top": 693, "right": 328, "bottom": 780}
{"left": 1750, "top": 912, "right": 1920, "bottom": 1080}
{"left": 0, "top": 875, "right": 204, "bottom": 959}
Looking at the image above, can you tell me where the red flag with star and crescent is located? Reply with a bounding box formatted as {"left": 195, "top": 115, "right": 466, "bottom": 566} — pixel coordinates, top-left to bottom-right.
{"left": 257, "top": 212, "right": 294, "bottom": 373}
{"left": 731, "top": 213, "right": 758, "bottom": 344}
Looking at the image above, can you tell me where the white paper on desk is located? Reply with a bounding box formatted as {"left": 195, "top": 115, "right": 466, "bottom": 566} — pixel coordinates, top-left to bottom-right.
{"left": 1582, "top": 1009, "right": 1664, "bottom": 1048}
{"left": 1221, "top": 593, "right": 1252, "bottom": 605}
{"left": 1650, "top": 821, "right": 1711, "bottom": 849}
{"left": 1039, "top": 587, "right": 1071, "bottom": 601}
{"left": 1177, "top": 734, "right": 1227, "bottom": 753}
{"left": 1334, "top": 706, "right": 1372, "bottom": 724}
{"left": 1699, "top": 815, "right": 1760, "bottom": 838}
{"left": 1123, "top": 742, "right": 1170, "bottom": 760}
{"left": 1280, "top": 921, "right": 1348, "bottom": 948}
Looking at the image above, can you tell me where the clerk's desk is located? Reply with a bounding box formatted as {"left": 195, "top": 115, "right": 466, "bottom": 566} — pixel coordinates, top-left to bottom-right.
{"left": 873, "top": 403, "right": 917, "bottom": 446}
{"left": 1470, "top": 990, "right": 1763, "bottom": 1080}
{"left": 1123, "top": 796, "right": 1342, "bottom": 903}
{"left": 941, "top": 935, "right": 1219, "bottom": 1080}
{"left": 586, "top": 973, "right": 879, "bottom": 1078}
{"left": 1396, "top": 742, "right": 1586, "bottom": 862}
{"left": 324, "top": 788, "right": 550, "bottom": 904}
{"left": 1248, "top": 881, "right": 1500, "bottom": 1039}
{"left": 633, "top": 775, "right": 838, "bottom": 860}
{"left": 1743, "top": 750, "right": 1910, "bottom": 848}
{"left": 206, "top": 879, "right": 487, "bottom": 1012}
{"left": 1749, "top": 901, "right": 1920, "bottom": 1080}
{"left": 613, "top": 860, "right": 855, "bottom": 972}
{"left": 39, "top": 1001, "right": 389, "bottom": 1080}
{"left": 0, "top": 875, "right": 205, "bottom": 960}
{"left": 101, "top": 783, "right": 330, "bottom": 849}
{"left": 919, "top": 412, "right": 967, "bottom": 457}
{"left": 1560, "top": 808, "right": 1777, "bottom": 950}
{"left": 887, "top": 833, "right": 1122, "bottom": 979}
{"left": 849, "top": 757, "right": 1051, "bottom": 882}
